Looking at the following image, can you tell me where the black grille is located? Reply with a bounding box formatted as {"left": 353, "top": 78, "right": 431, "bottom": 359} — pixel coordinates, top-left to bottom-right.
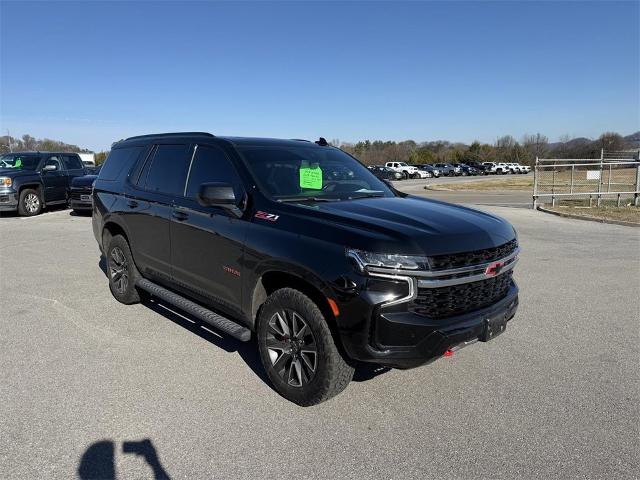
{"left": 409, "top": 271, "right": 513, "bottom": 319}
{"left": 70, "top": 189, "right": 92, "bottom": 200}
{"left": 428, "top": 239, "right": 517, "bottom": 270}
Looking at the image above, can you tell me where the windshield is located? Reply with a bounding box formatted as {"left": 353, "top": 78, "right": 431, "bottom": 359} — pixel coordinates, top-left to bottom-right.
{"left": 238, "top": 145, "right": 393, "bottom": 201}
{"left": 0, "top": 154, "right": 40, "bottom": 170}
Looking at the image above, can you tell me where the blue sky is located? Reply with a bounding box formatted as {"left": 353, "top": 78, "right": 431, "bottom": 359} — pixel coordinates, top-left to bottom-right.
{"left": 1, "top": 1, "right": 638, "bottom": 151}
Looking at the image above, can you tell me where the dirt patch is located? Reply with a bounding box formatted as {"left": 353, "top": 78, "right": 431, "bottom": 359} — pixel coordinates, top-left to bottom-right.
{"left": 543, "top": 205, "right": 640, "bottom": 225}
{"left": 427, "top": 177, "right": 533, "bottom": 191}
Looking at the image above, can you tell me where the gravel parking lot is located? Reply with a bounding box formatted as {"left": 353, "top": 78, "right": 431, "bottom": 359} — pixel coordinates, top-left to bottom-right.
{"left": 1, "top": 205, "right": 638, "bottom": 479}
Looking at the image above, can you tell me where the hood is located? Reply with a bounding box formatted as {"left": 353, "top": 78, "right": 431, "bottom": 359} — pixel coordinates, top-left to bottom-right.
{"left": 0, "top": 167, "right": 36, "bottom": 178}
{"left": 275, "top": 195, "right": 516, "bottom": 256}
{"left": 71, "top": 175, "right": 98, "bottom": 187}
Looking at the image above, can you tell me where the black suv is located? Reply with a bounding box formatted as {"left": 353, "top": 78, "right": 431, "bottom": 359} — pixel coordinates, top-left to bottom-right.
{"left": 0, "top": 151, "right": 86, "bottom": 216}
{"left": 93, "top": 132, "right": 520, "bottom": 406}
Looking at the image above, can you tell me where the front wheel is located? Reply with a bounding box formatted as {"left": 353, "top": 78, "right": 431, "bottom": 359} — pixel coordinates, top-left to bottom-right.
{"left": 257, "top": 288, "right": 354, "bottom": 406}
{"left": 18, "top": 189, "right": 42, "bottom": 216}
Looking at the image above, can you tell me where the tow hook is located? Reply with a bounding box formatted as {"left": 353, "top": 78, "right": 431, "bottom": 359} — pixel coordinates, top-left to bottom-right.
{"left": 444, "top": 338, "right": 479, "bottom": 357}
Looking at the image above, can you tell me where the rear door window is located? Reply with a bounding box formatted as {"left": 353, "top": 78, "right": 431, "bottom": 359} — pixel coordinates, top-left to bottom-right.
{"left": 62, "top": 154, "right": 84, "bottom": 171}
{"left": 144, "top": 144, "right": 190, "bottom": 196}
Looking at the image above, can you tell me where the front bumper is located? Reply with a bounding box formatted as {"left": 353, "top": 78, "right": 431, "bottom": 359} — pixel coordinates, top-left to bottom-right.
{"left": 340, "top": 282, "right": 518, "bottom": 369}
{"left": 336, "top": 245, "right": 520, "bottom": 369}
{"left": 69, "top": 199, "right": 93, "bottom": 210}
{"left": 0, "top": 190, "right": 18, "bottom": 211}
{"left": 69, "top": 190, "right": 92, "bottom": 210}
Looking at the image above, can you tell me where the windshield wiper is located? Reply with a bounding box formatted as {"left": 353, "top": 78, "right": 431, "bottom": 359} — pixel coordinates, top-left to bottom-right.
{"left": 346, "top": 193, "right": 385, "bottom": 200}
{"left": 276, "top": 196, "right": 341, "bottom": 203}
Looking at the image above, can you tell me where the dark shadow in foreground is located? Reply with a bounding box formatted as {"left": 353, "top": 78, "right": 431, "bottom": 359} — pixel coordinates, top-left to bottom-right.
{"left": 78, "top": 439, "right": 170, "bottom": 479}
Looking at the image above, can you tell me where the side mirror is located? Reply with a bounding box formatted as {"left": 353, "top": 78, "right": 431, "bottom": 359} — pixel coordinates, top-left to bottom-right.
{"left": 197, "top": 182, "right": 237, "bottom": 208}
{"left": 42, "top": 164, "right": 57, "bottom": 172}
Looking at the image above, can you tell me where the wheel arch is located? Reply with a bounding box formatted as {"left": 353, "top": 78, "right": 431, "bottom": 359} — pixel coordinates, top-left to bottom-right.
{"left": 251, "top": 270, "right": 338, "bottom": 333}
{"left": 101, "top": 219, "right": 129, "bottom": 252}
{"left": 18, "top": 182, "right": 43, "bottom": 198}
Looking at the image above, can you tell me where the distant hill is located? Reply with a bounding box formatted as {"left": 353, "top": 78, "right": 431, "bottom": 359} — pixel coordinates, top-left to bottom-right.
{"left": 624, "top": 131, "right": 640, "bottom": 147}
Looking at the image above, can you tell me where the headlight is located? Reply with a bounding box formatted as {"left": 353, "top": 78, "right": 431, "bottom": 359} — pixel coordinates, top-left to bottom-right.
{"left": 347, "top": 248, "right": 429, "bottom": 271}
{"left": 0, "top": 177, "right": 12, "bottom": 187}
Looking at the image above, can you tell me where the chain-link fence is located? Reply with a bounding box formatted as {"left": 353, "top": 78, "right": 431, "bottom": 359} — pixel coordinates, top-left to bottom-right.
{"left": 532, "top": 150, "right": 640, "bottom": 208}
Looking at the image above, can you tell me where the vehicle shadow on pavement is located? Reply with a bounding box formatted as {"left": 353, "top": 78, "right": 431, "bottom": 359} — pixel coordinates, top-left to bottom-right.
{"left": 98, "top": 256, "right": 390, "bottom": 389}
{"left": 78, "top": 438, "right": 170, "bottom": 479}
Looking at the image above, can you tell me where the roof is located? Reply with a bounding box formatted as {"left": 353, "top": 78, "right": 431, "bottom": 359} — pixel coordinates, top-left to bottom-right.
{"left": 0, "top": 151, "right": 80, "bottom": 155}
{"left": 117, "top": 132, "right": 327, "bottom": 149}
{"left": 218, "top": 136, "right": 318, "bottom": 148}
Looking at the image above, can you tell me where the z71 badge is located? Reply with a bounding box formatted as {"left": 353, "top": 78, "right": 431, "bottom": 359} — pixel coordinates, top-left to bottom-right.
{"left": 254, "top": 211, "right": 280, "bottom": 222}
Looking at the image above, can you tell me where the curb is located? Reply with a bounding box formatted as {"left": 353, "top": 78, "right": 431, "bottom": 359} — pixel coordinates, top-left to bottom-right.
{"left": 536, "top": 206, "right": 639, "bottom": 228}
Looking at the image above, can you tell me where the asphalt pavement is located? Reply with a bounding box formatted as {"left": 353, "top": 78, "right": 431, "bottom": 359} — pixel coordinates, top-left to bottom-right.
{"left": 1, "top": 202, "right": 638, "bottom": 479}
{"left": 393, "top": 174, "right": 532, "bottom": 207}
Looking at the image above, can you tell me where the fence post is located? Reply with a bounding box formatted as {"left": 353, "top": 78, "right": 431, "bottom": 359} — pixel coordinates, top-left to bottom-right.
{"left": 597, "top": 149, "right": 603, "bottom": 207}
{"left": 570, "top": 165, "right": 574, "bottom": 194}
{"left": 533, "top": 156, "right": 538, "bottom": 209}
{"left": 635, "top": 165, "right": 640, "bottom": 207}
{"left": 607, "top": 163, "right": 612, "bottom": 193}
{"left": 552, "top": 167, "right": 556, "bottom": 206}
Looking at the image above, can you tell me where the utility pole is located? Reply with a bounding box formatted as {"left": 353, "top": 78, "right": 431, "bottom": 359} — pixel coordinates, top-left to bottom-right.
{"left": 6, "top": 130, "right": 12, "bottom": 152}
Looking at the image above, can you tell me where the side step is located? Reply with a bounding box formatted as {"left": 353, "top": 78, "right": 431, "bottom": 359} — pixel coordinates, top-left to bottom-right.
{"left": 136, "top": 278, "right": 251, "bottom": 342}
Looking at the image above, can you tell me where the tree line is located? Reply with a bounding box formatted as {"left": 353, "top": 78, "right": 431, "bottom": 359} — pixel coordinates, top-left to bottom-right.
{"left": 337, "top": 131, "right": 636, "bottom": 166}
{"left": 1, "top": 131, "right": 637, "bottom": 167}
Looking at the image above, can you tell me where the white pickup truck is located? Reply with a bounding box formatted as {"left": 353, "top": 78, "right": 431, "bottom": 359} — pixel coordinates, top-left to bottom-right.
{"left": 385, "top": 162, "right": 427, "bottom": 179}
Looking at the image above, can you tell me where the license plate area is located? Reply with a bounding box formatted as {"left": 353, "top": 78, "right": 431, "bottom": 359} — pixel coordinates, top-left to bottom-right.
{"left": 80, "top": 195, "right": 91, "bottom": 201}
{"left": 479, "top": 313, "right": 508, "bottom": 342}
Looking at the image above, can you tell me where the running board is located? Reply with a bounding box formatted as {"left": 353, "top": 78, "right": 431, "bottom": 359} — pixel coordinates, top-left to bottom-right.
{"left": 136, "top": 278, "right": 251, "bottom": 342}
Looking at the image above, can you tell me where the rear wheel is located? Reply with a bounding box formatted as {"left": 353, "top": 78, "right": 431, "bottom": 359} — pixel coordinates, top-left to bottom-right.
{"left": 18, "top": 189, "right": 42, "bottom": 216}
{"left": 257, "top": 288, "right": 354, "bottom": 406}
{"left": 106, "top": 234, "right": 143, "bottom": 305}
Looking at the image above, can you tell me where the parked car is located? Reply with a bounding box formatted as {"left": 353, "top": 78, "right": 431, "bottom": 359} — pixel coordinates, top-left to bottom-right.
{"left": 504, "top": 163, "right": 523, "bottom": 174}
{"left": 93, "top": 132, "right": 520, "bottom": 406}
{"left": 408, "top": 164, "right": 432, "bottom": 178}
{"left": 0, "top": 151, "right": 86, "bottom": 216}
{"left": 415, "top": 164, "right": 441, "bottom": 177}
{"left": 482, "top": 162, "right": 500, "bottom": 174}
{"left": 466, "top": 162, "right": 490, "bottom": 175}
{"left": 494, "top": 163, "right": 511, "bottom": 175}
{"left": 434, "top": 163, "right": 461, "bottom": 176}
{"left": 69, "top": 165, "right": 101, "bottom": 213}
{"left": 458, "top": 164, "right": 479, "bottom": 176}
{"left": 368, "top": 165, "right": 403, "bottom": 181}
{"left": 384, "top": 161, "right": 426, "bottom": 179}
{"left": 520, "top": 164, "right": 531, "bottom": 174}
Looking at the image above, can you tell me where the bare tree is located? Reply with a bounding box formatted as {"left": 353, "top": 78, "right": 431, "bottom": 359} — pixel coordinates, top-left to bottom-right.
{"left": 523, "top": 133, "right": 548, "bottom": 163}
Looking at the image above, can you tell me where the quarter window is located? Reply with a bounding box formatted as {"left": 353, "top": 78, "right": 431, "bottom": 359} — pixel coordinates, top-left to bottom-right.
{"left": 99, "top": 147, "right": 144, "bottom": 181}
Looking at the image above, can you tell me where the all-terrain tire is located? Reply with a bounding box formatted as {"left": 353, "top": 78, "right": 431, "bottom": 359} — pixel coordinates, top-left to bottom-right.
{"left": 106, "top": 234, "right": 143, "bottom": 305}
{"left": 257, "top": 288, "right": 354, "bottom": 406}
{"left": 17, "top": 188, "right": 42, "bottom": 216}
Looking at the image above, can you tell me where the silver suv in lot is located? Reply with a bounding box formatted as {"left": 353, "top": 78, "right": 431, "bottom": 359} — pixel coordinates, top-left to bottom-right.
{"left": 434, "top": 163, "right": 461, "bottom": 176}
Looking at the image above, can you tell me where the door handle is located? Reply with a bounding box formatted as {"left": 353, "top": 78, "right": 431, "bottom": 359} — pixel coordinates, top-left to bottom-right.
{"left": 172, "top": 209, "right": 189, "bottom": 221}
{"left": 127, "top": 200, "right": 139, "bottom": 209}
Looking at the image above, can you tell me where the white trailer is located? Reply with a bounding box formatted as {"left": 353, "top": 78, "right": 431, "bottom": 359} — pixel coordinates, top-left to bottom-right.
{"left": 78, "top": 153, "right": 95, "bottom": 166}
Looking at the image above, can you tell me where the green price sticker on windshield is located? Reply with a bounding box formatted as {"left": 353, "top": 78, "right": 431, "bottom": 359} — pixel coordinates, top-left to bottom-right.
{"left": 299, "top": 165, "right": 323, "bottom": 189}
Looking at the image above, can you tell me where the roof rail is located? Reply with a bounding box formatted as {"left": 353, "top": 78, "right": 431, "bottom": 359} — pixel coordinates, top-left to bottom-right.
{"left": 124, "top": 132, "right": 215, "bottom": 141}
